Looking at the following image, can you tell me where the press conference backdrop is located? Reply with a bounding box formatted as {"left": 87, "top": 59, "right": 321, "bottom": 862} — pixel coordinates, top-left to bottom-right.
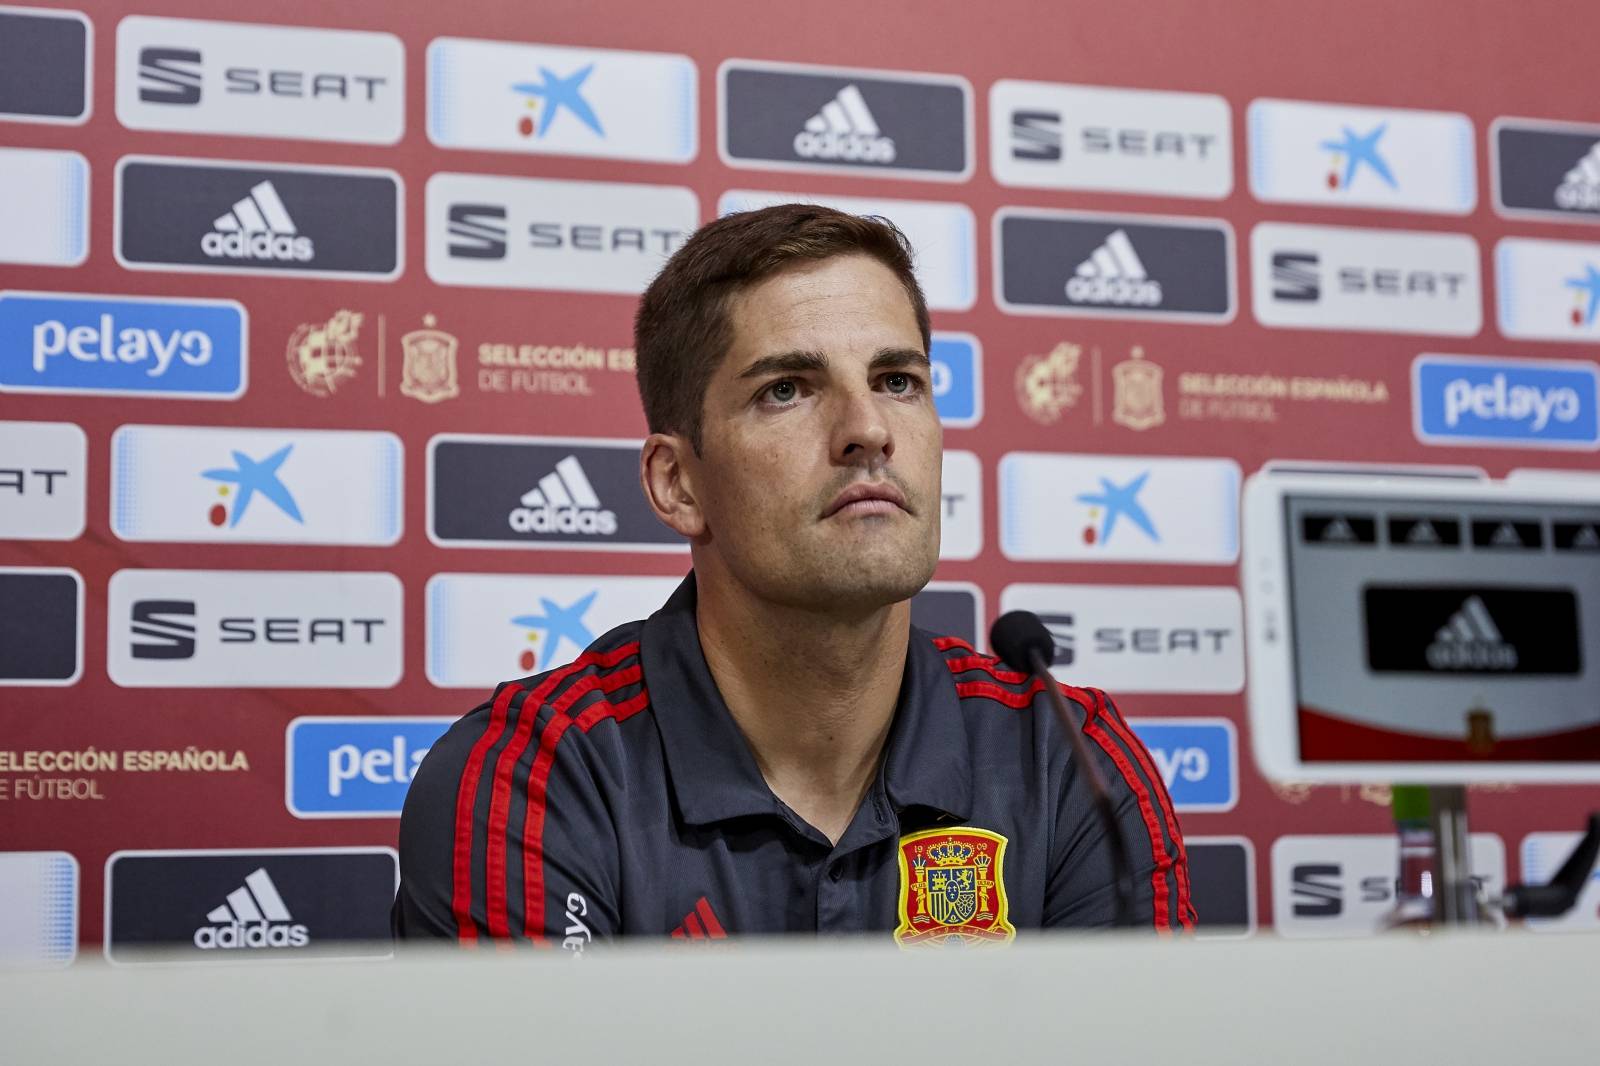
{"left": 2, "top": 0, "right": 1599, "bottom": 964}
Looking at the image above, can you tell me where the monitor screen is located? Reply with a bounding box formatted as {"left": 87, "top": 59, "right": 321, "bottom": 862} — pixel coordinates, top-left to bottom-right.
{"left": 1283, "top": 492, "right": 1600, "bottom": 762}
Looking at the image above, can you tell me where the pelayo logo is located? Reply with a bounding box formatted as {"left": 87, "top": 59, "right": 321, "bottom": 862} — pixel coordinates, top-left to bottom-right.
{"left": 0, "top": 291, "right": 246, "bottom": 399}
{"left": 286, "top": 717, "right": 455, "bottom": 818}
{"left": 1412, "top": 354, "right": 1599, "bottom": 450}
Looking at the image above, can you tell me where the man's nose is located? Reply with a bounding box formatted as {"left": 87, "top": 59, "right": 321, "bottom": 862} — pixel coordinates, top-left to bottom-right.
{"left": 831, "top": 383, "right": 893, "bottom": 466}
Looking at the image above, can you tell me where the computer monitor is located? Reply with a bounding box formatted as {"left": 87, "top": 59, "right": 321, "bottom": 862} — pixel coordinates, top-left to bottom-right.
{"left": 1243, "top": 467, "right": 1600, "bottom": 783}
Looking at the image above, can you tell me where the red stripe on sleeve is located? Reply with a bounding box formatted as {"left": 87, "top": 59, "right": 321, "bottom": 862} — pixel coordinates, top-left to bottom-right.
{"left": 518, "top": 662, "right": 647, "bottom": 940}
{"left": 931, "top": 635, "right": 976, "bottom": 652}
{"left": 683, "top": 912, "right": 706, "bottom": 939}
{"left": 479, "top": 647, "right": 637, "bottom": 939}
{"left": 1089, "top": 691, "right": 1196, "bottom": 929}
{"left": 953, "top": 679, "right": 1044, "bottom": 707}
{"left": 450, "top": 682, "right": 524, "bottom": 944}
{"left": 1083, "top": 717, "right": 1176, "bottom": 932}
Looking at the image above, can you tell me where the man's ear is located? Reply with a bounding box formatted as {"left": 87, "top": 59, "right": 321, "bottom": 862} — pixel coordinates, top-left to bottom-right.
{"left": 640, "top": 432, "right": 707, "bottom": 540}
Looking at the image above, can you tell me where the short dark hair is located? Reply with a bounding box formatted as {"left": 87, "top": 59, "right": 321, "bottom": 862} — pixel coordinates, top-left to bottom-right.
{"left": 634, "top": 203, "right": 930, "bottom": 452}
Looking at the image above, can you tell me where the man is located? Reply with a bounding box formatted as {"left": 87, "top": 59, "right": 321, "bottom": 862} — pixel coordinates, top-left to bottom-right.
{"left": 395, "top": 204, "right": 1194, "bottom": 947}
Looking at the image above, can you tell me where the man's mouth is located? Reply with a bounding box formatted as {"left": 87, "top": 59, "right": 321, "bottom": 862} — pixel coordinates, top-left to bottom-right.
{"left": 822, "top": 481, "right": 910, "bottom": 519}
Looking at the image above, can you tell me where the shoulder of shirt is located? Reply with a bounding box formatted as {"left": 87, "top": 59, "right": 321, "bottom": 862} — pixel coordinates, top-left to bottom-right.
{"left": 926, "top": 633, "right": 1106, "bottom": 721}
{"left": 423, "top": 619, "right": 652, "bottom": 786}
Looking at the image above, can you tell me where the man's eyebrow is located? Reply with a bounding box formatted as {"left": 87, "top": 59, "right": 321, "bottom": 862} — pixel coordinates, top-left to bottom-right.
{"left": 868, "top": 346, "right": 931, "bottom": 371}
{"left": 737, "top": 350, "right": 828, "bottom": 380}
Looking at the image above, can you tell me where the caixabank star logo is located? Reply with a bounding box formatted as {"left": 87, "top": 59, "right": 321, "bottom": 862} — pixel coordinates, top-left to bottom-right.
{"left": 894, "top": 827, "right": 1015, "bottom": 947}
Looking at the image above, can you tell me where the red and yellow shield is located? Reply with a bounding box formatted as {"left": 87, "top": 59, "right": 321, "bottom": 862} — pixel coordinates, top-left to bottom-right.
{"left": 893, "top": 827, "right": 1015, "bottom": 947}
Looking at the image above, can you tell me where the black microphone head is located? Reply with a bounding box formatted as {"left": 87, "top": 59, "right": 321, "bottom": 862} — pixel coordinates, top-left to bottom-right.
{"left": 989, "top": 610, "right": 1054, "bottom": 674}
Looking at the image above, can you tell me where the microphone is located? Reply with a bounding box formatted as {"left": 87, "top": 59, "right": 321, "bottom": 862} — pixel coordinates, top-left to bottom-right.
{"left": 989, "top": 610, "right": 1136, "bottom": 927}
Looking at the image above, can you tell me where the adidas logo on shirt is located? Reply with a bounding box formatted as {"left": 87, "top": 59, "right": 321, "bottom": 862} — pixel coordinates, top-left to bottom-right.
{"left": 1425, "top": 594, "right": 1519, "bottom": 671}
{"left": 508, "top": 455, "right": 618, "bottom": 536}
{"left": 200, "top": 180, "right": 314, "bottom": 263}
{"left": 1065, "top": 229, "right": 1163, "bottom": 307}
{"left": 792, "top": 84, "right": 896, "bottom": 164}
{"left": 192, "top": 867, "right": 310, "bottom": 950}
{"left": 1557, "top": 141, "right": 1600, "bottom": 211}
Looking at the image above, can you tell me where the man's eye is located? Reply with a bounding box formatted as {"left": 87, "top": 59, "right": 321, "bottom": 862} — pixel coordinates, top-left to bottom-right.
{"left": 764, "top": 380, "right": 798, "bottom": 404}
{"left": 884, "top": 373, "right": 915, "bottom": 395}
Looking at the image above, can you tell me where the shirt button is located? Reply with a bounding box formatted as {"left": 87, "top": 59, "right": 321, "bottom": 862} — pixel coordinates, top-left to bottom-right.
{"left": 829, "top": 862, "right": 844, "bottom": 883}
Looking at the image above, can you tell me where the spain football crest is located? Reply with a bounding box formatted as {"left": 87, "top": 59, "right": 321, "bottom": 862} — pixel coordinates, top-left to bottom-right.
{"left": 894, "top": 827, "right": 1015, "bottom": 947}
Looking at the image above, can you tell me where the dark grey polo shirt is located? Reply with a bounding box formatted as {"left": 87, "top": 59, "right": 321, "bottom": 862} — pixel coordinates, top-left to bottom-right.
{"left": 394, "top": 574, "right": 1194, "bottom": 948}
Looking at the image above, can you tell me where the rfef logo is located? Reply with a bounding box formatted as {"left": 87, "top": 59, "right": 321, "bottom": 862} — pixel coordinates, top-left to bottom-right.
{"left": 999, "top": 453, "right": 1240, "bottom": 563}
{"left": 0, "top": 148, "right": 88, "bottom": 267}
{"left": 1251, "top": 223, "right": 1482, "bottom": 336}
{"left": 115, "top": 156, "right": 402, "bottom": 280}
{"left": 108, "top": 570, "right": 404, "bottom": 688}
{"left": 427, "top": 38, "right": 696, "bottom": 163}
{"left": 720, "top": 191, "right": 976, "bottom": 312}
{"left": 0, "top": 568, "right": 82, "bottom": 686}
{"left": 427, "top": 173, "right": 697, "bottom": 294}
{"left": 1493, "top": 118, "right": 1600, "bottom": 223}
{"left": 1125, "top": 719, "right": 1238, "bottom": 811}
{"left": 115, "top": 17, "right": 404, "bottom": 144}
{"left": 286, "top": 717, "right": 454, "bottom": 818}
{"left": 428, "top": 435, "right": 685, "bottom": 550}
{"left": 0, "top": 291, "right": 246, "bottom": 399}
{"left": 1412, "top": 354, "right": 1599, "bottom": 450}
{"left": 105, "top": 848, "right": 396, "bottom": 962}
{"left": 990, "top": 80, "right": 1231, "bottom": 200}
{"left": 1248, "top": 99, "right": 1476, "bottom": 215}
{"left": 1495, "top": 236, "right": 1600, "bottom": 341}
{"left": 930, "top": 333, "right": 982, "bottom": 428}
{"left": 719, "top": 60, "right": 971, "bottom": 181}
{"left": 0, "top": 420, "right": 86, "bottom": 541}
{"left": 0, "top": 8, "right": 90, "bottom": 124}
{"left": 426, "top": 572, "right": 683, "bottom": 687}
{"left": 1001, "top": 585, "right": 1244, "bottom": 694}
{"left": 111, "top": 425, "right": 403, "bottom": 545}
{"left": 995, "top": 209, "right": 1234, "bottom": 322}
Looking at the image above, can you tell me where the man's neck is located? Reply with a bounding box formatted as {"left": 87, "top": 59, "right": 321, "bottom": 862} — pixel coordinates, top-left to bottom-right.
{"left": 694, "top": 569, "right": 909, "bottom": 846}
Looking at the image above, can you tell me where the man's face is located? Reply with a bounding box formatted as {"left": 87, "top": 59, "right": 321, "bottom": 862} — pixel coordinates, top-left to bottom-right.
{"left": 689, "top": 253, "right": 941, "bottom": 613}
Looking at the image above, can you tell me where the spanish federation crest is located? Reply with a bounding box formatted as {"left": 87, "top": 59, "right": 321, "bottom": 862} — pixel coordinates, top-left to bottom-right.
{"left": 400, "top": 313, "right": 460, "bottom": 404}
{"left": 1111, "top": 346, "right": 1164, "bottom": 431}
{"left": 894, "top": 827, "right": 1015, "bottom": 947}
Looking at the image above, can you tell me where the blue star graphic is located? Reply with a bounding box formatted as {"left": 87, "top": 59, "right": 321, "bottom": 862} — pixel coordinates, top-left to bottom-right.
{"left": 1076, "top": 471, "right": 1159, "bottom": 545}
{"left": 512, "top": 591, "right": 600, "bottom": 663}
{"left": 1319, "top": 122, "right": 1397, "bottom": 190}
{"left": 511, "top": 64, "right": 604, "bottom": 138}
{"left": 201, "top": 445, "right": 303, "bottom": 527}
{"left": 1565, "top": 262, "right": 1600, "bottom": 326}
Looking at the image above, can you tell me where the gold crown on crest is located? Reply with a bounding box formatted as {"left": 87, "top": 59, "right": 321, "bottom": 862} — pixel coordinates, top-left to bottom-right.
{"left": 927, "top": 839, "right": 976, "bottom": 867}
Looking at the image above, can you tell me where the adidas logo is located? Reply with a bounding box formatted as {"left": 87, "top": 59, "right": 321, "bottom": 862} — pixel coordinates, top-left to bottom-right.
{"left": 670, "top": 896, "right": 728, "bottom": 940}
{"left": 1065, "top": 229, "right": 1163, "bottom": 307}
{"left": 792, "top": 84, "right": 896, "bottom": 164}
{"left": 200, "top": 180, "right": 314, "bottom": 263}
{"left": 192, "top": 868, "right": 310, "bottom": 950}
{"left": 1425, "top": 595, "right": 1519, "bottom": 671}
{"left": 508, "top": 455, "right": 618, "bottom": 536}
{"left": 1556, "top": 141, "right": 1600, "bottom": 211}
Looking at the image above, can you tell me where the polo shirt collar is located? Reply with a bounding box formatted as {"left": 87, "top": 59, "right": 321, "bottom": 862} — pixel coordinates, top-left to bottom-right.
{"left": 643, "top": 573, "right": 973, "bottom": 829}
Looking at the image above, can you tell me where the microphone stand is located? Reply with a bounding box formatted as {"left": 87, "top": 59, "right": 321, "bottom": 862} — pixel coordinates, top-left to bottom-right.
{"left": 1025, "top": 647, "right": 1138, "bottom": 929}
